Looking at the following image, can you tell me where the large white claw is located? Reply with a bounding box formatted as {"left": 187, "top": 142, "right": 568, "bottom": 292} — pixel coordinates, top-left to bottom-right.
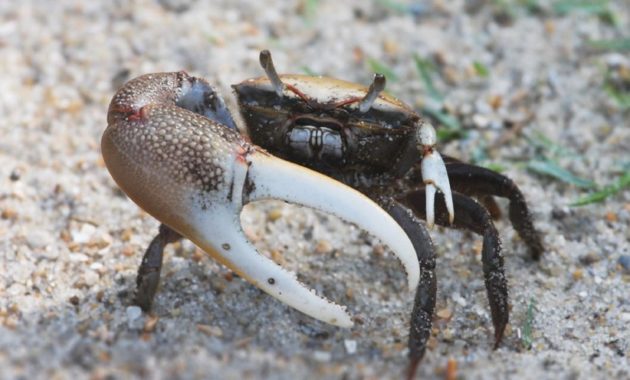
{"left": 185, "top": 151, "right": 419, "bottom": 328}
{"left": 418, "top": 123, "right": 454, "bottom": 228}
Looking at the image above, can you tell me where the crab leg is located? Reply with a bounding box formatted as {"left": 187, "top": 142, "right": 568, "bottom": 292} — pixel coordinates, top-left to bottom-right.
{"left": 417, "top": 123, "right": 454, "bottom": 228}
{"left": 402, "top": 189, "right": 508, "bottom": 348}
{"left": 103, "top": 72, "right": 419, "bottom": 326}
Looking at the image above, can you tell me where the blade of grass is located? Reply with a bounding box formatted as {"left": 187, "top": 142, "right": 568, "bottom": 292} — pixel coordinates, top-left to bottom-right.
{"left": 604, "top": 82, "right": 630, "bottom": 109}
{"left": 571, "top": 171, "right": 630, "bottom": 206}
{"left": 413, "top": 54, "right": 443, "bottom": 102}
{"left": 374, "top": 0, "right": 408, "bottom": 14}
{"left": 586, "top": 38, "right": 630, "bottom": 52}
{"left": 521, "top": 298, "right": 536, "bottom": 350}
{"left": 301, "top": 0, "right": 319, "bottom": 24}
{"left": 367, "top": 58, "right": 398, "bottom": 83}
{"left": 483, "top": 162, "right": 507, "bottom": 173}
{"left": 420, "top": 106, "right": 460, "bottom": 129}
{"left": 526, "top": 131, "right": 577, "bottom": 159}
{"left": 527, "top": 160, "right": 596, "bottom": 189}
{"left": 420, "top": 106, "right": 467, "bottom": 142}
{"left": 552, "top": 0, "right": 609, "bottom": 15}
{"left": 473, "top": 61, "right": 490, "bottom": 77}
{"left": 552, "top": 0, "right": 617, "bottom": 25}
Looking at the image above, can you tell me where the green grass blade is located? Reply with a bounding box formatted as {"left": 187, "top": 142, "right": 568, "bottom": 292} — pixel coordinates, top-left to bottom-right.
{"left": 527, "top": 160, "right": 596, "bottom": 189}
{"left": 473, "top": 61, "right": 490, "bottom": 77}
{"left": 521, "top": 297, "right": 536, "bottom": 350}
{"left": 552, "top": 0, "right": 609, "bottom": 15}
{"left": 420, "top": 106, "right": 467, "bottom": 142}
{"left": 604, "top": 82, "right": 630, "bottom": 109}
{"left": 413, "top": 54, "right": 443, "bottom": 101}
{"left": 483, "top": 162, "right": 507, "bottom": 173}
{"left": 571, "top": 171, "right": 630, "bottom": 206}
{"left": 587, "top": 38, "right": 630, "bottom": 52}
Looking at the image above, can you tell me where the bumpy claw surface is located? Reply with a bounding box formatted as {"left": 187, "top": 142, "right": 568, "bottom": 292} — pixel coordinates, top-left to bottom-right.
{"left": 102, "top": 72, "right": 419, "bottom": 326}
{"left": 418, "top": 123, "right": 454, "bottom": 228}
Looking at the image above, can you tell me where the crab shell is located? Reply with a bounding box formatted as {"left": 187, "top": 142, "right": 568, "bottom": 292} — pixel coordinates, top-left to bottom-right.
{"left": 233, "top": 74, "right": 421, "bottom": 172}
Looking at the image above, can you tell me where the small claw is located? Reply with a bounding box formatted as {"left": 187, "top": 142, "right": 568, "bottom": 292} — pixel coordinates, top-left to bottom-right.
{"left": 418, "top": 123, "right": 454, "bottom": 227}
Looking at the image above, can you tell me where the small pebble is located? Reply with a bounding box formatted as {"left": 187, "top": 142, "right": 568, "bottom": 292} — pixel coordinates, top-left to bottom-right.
{"left": 26, "top": 230, "right": 53, "bottom": 249}
{"left": 313, "top": 351, "right": 331, "bottom": 362}
{"left": 452, "top": 293, "right": 467, "bottom": 307}
{"left": 9, "top": 168, "right": 22, "bottom": 181}
{"left": 197, "top": 324, "right": 223, "bottom": 337}
{"left": 315, "top": 240, "right": 332, "bottom": 254}
{"left": 126, "top": 306, "right": 142, "bottom": 321}
{"left": 472, "top": 114, "right": 490, "bottom": 128}
{"left": 72, "top": 224, "right": 96, "bottom": 244}
{"left": 344, "top": 339, "right": 357, "bottom": 354}
{"left": 618, "top": 255, "right": 630, "bottom": 273}
{"left": 437, "top": 308, "right": 453, "bottom": 320}
{"left": 578, "top": 291, "right": 588, "bottom": 299}
{"left": 83, "top": 270, "right": 99, "bottom": 286}
{"left": 1, "top": 208, "right": 18, "bottom": 220}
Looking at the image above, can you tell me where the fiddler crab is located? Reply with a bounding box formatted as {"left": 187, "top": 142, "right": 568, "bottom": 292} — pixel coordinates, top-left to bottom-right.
{"left": 102, "top": 50, "right": 543, "bottom": 378}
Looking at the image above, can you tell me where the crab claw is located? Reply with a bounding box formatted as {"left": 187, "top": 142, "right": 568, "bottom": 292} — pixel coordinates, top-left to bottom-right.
{"left": 418, "top": 123, "right": 454, "bottom": 228}
{"left": 228, "top": 151, "right": 419, "bottom": 326}
{"left": 102, "top": 72, "right": 419, "bottom": 328}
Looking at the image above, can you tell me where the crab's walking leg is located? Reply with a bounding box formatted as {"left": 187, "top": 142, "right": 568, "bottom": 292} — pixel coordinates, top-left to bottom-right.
{"left": 402, "top": 190, "right": 509, "bottom": 348}
{"left": 442, "top": 160, "right": 544, "bottom": 260}
{"left": 378, "top": 197, "right": 437, "bottom": 380}
{"left": 135, "top": 224, "right": 182, "bottom": 311}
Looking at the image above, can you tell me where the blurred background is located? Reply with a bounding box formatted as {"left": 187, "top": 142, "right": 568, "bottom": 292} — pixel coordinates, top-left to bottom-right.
{"left": 0, "top": 1, "right": 628, "bottom": 379}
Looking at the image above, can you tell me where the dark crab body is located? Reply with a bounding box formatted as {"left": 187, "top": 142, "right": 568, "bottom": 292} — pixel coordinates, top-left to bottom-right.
{"left": 235, "top": 74, "right": 417, "bottom": 174}
{"left": 102, "top": 50, "right": 544, "bottom": 380}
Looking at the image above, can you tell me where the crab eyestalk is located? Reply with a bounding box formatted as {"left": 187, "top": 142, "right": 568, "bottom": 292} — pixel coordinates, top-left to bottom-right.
{"left": 418, "top": 123, "right": 454, "bottom": 228}
{"left": 359, "top": 74, "right": 386, "bottom": 113}
{"left": 259, "top": 49, "right": 285, "bottom": 97}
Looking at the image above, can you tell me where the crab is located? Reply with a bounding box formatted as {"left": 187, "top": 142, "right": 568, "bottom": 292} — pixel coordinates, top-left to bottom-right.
{"left": 102, "top": 50, "right": 543, "bottom": 378}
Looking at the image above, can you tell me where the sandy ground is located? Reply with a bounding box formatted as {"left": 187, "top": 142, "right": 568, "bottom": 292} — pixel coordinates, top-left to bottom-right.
{"left": 1, "top": 1, "right": 629, "bottom": 379}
